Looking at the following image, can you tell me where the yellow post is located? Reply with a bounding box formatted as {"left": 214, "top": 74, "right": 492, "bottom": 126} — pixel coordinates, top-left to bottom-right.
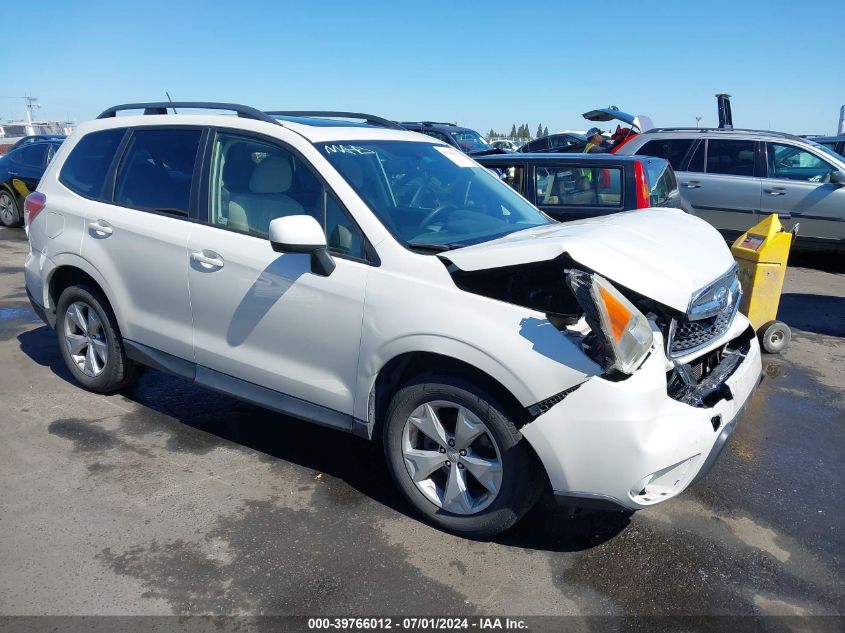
{"left": 730, "top": 215, "right": 794, "bottom": 353}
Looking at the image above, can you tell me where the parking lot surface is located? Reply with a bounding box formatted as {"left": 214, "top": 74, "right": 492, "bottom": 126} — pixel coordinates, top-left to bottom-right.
{"left": 0, "top": 225, "right": 843, "bottom": 620}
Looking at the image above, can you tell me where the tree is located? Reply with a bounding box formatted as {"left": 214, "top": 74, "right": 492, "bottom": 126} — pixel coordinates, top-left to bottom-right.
{"left": 536, "top": 123, "right": 543, "bottom": 138}
{"left": 488, "top": 128, "right": 496, "bottom": 139}
{"left": 510, "top": 124, "right": 517, "bottom": 138}
{"left": 543, "top": 125, "right": 549, "bottom": 137}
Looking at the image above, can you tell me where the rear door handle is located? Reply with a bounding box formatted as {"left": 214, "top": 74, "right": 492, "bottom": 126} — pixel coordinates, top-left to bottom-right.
{"left": 191, "top": 250, "right": 224, "bottom": 269}
{"left": 88, "top": 220, "right": 113, "bottom": 236}
{"left": 764, "top": 188, "right": 787, "bottom": 196}
{"left": 682, "top": 181, "right": 701, "bottom": 189}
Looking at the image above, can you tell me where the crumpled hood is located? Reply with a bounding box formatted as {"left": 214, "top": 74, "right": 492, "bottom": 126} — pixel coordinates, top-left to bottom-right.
{"left": 443, "top": 209, "right": 735, "bottom": 313}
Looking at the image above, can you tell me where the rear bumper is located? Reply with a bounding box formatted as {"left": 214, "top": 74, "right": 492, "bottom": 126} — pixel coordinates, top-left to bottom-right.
{"left": 26, "top": 285, "right": 50, "bottom": 327}
{"left": 523, "top": 315, "right": 762, "bottom": 511}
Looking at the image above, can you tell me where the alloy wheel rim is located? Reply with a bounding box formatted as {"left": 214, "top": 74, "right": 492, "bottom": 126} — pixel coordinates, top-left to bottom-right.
{"left": 401, "top": 400, "right": 503, "bottom": 515}
{"left": 63, "top": 301, "right": 108, "bottom": 377}
{"left": 0, "top": 193, "right": 13, "bottom": 224}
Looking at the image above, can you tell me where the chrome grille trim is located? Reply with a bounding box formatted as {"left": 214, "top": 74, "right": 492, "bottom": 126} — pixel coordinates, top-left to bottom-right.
{"left": 667, "top": 266, "right": 742, "bottom": 358}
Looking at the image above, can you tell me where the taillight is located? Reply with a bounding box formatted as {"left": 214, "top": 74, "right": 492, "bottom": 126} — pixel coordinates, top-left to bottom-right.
{"left": 24, "top": 192, "right": 46, "bottom": 226}
{"left": 634, "top": 161, "right": 650, "bottom": 209}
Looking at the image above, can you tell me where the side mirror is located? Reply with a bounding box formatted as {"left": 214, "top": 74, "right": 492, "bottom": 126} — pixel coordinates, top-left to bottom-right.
{"left": 829, "top": 170, "right": 845, "bottom": 185}
{"left": 268, "top": 215, "right": 335, "bottom": 277}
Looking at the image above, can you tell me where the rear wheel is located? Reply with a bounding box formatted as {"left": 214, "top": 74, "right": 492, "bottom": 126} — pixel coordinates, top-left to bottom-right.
{"left": 56, "top": 285, "right": 139, "bottom": 393}
{"left": 0, "top": 189, "right": 21, "bottom": 227}
{"left": 383, "top": 375, "right": 539, "bottom": 537}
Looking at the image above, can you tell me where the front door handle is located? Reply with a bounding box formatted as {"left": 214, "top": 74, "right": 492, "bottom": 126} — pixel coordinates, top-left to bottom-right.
{"left": 682, "top": 181, "right": 701, "bottom": 189}
{"left": 7, "top": 171, "right": 18, "bottom": 177}
{"left": 191, "top": 250, "right": 224, "bottom": 269}
{"left": 88, "top": 220, "right": 113, "bottom": 236}
{"left": 764, "top": 188, "right": 787, "bottom": 196}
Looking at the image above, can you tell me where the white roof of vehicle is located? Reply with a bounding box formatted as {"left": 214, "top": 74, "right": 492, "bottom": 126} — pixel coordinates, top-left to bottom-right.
{"left": 76, "top": 114, "right": 437, "bottom": 144}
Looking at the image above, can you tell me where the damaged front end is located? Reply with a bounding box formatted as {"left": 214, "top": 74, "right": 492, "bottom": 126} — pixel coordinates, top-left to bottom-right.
{"left": 445, "top": 255, "right": 656, "bottom": 378}
{"left": 445, "top": 251, "right": 747, "bottom": 410}
{"left": 667, "top": 326, "right": 755, "bottom": 408}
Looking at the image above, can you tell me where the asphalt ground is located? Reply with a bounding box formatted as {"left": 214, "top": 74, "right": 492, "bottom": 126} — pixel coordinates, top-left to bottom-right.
{"left": 0, "top": 226, "right": 843, "bottom": 630}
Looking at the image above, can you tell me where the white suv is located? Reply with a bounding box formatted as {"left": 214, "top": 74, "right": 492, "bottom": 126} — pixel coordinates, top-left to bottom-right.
{"left": 23, "top": 103, "right": 762, "bottom": 537}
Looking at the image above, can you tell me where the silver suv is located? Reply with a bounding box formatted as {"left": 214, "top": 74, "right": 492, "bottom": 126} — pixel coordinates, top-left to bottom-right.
{"left": 616, "top": 128, "right": 845, "bottom": 252}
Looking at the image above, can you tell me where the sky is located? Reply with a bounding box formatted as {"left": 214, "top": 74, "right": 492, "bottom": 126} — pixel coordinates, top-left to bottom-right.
{"left": 1, "top": 0, "right": 843, "bottom": 136}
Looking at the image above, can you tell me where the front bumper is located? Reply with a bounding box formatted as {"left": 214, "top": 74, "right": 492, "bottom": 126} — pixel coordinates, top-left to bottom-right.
{"left": 521, "top": 314, "right": 762, "bottom": 511}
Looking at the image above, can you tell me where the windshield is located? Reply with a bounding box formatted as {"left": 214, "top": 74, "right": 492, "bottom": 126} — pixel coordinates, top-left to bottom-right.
{"left": 449, "top": 130, "right": 492, "bottom": 153}
{"left": 318, "top": 141, "right": 550, "bottom": 250}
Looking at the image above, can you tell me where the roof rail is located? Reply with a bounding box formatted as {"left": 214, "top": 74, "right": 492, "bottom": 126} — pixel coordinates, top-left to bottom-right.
{"left": 646, "top": 127, "right": 805, "bottom": 141}
{"left": 97, "top": 102, "right": 281, "bottom": 126}
{"left": 267, "top": 111, "right": 403, "bottom": 130}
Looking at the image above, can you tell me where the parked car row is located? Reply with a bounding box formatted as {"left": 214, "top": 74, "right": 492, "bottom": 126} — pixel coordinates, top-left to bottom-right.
{"left": 22, "top": 102, "right": 762, "bottom": 537}
{"left": 616, "top": 128, "right": 845, "bottom": 252}
{"left": 1, "top": 136, "right": 65, "bottom": 227}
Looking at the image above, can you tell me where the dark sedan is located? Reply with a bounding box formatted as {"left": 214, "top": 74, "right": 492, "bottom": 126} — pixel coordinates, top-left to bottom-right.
{"left": 475, "top": 153, "right": 688, "bottom": 221}
{"left": 0, "top": 139, "right": 63, "bottom": 227}
{"left": 518, "top": 132, "right": 586, "bottom": 154}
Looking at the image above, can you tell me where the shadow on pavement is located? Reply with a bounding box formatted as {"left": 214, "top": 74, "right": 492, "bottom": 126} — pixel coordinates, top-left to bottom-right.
{"left": 17, "top": 323, "right": 630, "bottom": 552}
{"left": 788, "top": 251, "right": 845, "bottom": 273}
{"left": 779, "top": 293, "right": 845, "bottom": 337}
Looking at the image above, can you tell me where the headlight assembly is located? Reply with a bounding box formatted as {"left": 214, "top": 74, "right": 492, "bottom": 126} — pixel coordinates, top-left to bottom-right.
{"left": 567, "top": 270, "right": 653, "bottom": 375}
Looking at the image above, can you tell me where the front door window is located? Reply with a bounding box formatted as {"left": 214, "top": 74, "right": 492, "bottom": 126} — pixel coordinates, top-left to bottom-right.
{"left": 767, "top": 143, "right": 836, "bottom": 183}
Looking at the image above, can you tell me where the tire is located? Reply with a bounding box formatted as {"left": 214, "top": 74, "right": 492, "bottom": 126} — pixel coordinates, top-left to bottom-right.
{"left": 759, "top": 320, "right": 791, "bottom": 354}
{"left": 0, "top": 188, "right": 22, "bottom": 227}
{"left": 383, "top": 374, "right": 540, "bottom": 538}
{"left": 56, "top": 284, "right": 139, "bottom": 393}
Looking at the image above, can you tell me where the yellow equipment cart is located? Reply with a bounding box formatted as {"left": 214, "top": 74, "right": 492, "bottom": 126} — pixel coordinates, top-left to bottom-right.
{"left": 731, "top": 214, "right": 795, "bottom": 353}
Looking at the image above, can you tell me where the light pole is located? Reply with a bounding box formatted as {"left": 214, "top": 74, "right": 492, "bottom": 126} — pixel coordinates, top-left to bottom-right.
{"left": 695, "top": 116, "right": 702, "bottom": 128}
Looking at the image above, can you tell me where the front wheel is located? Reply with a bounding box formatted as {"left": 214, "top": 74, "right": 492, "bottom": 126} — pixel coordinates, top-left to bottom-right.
{"left": 383, "top": 375, "right": 539, "bottom": 538}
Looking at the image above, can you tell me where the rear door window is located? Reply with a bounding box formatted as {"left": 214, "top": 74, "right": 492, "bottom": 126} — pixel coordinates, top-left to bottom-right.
{"left": 548, "top": 135, "right": 578, "bottom": 150}
{"left": 535, "top": 165, "right": 622, "bottom": 207}
{"left": 706, "top": 139, "right": 755, "bottom": 176}
{"left": 59, "top": 128, "right": 126, "bottom": 199}
{"left": 635, "top": 139, "right": 694, "bottom": 170}
{"left": 766, "top": 143, "right": 837, "bottom": 183}
{"left": 114, "top": 128, "right": 202, "bottom": 215}
{"left": 525, "top": 137, "right": 549, "bottom": 152}
{"left": 419, "top": 130, "right": 450, "bottom": 143}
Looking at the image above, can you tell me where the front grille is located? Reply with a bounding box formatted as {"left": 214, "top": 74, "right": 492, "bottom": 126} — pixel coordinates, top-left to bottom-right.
{"left": 667, "top": 268, "right": 741, "bottom": 358}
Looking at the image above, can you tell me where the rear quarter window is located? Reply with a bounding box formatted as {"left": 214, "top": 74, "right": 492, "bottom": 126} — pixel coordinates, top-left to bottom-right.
{"left": 635, "top": 138, "right": 694, "bottom": 170}
{"left": 59, "top": 128, "right": 126, "bottom": 199}
{"left": 645, "top": 159, "right": 679, "bottom": 206}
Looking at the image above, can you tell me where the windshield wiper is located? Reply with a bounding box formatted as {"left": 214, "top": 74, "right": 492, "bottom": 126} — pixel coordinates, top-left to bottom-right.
{"left": 408, "top": 242, "right": 460, "bottom": 252}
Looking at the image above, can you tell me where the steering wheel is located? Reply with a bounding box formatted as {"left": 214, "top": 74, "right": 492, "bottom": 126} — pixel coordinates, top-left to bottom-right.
{"left": 395, "top": 171, "right": 431, "bottom": 207}
{"left": 419, "top": 203, "right": 458, "bottom": 228}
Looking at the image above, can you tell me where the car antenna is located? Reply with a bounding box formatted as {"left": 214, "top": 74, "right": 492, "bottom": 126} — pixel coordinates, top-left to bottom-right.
{"left": 165, "top": 91, "right": 177, "bottom": 114}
